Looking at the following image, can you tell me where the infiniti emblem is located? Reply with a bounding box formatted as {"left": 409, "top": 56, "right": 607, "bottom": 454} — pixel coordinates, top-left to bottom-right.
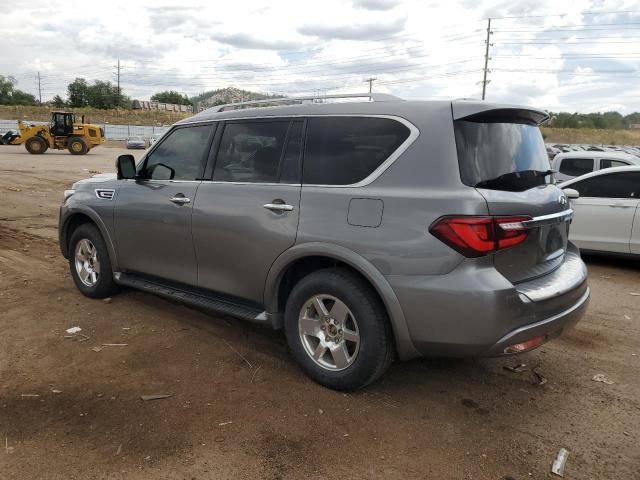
{"left": 558, "top": 194, "right": 567, "bottom": 206}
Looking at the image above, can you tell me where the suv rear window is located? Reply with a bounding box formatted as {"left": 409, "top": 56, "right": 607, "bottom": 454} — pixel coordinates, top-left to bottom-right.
{"left": 303, "top": 117, "right": 410, "bottom": 185}
{"left": 454, "top": 120, "right": 551, "bottom": 191}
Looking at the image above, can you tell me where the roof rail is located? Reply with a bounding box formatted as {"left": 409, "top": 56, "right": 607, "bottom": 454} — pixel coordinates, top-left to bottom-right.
{"left": 208, "top": 92, "right": 402, "bottom": 113}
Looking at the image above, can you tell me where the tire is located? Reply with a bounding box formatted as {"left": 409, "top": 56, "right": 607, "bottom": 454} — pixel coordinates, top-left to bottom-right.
{"left": 68, "top": 223, "right": 118, "bottom": 298}
{"left": 284, "top": 268, "right": 394, "bottom": 391}
{"left": 68, "top": 137, "right": 88, "bottom": 155}
{"left": 25, "top": 136, "right": 48, "bottom": 154}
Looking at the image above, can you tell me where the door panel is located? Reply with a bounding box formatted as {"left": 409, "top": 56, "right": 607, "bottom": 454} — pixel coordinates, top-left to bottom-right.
{"left": 569, "top": 197, "right": 636, "bottom": 253}
{"left": 112, "top": 123, "right": 215, "bottom": 285}
{"left": 192, "top": 119, "right": 303, "bottom": 304}
{"left": 114, "top": 181, "right": 200, "bottom": 285}
{"left": 192, "top": 183, "right": 300, "bottom": 303}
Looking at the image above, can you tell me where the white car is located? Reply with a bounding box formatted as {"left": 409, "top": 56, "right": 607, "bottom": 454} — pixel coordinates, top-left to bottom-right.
{"left": 561, "top": 166, "right": 640, "bottom": 255}
{"left": 552, "top": 151, "right": 640, "bottom": 183}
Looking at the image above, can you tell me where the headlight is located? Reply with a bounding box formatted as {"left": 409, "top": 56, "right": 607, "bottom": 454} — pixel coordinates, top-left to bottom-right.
{"left": 63, "top": 189, "right": 75, "bottom": 203}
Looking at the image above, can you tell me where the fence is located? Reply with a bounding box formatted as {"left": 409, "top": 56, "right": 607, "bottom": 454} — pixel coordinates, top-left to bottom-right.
{"left": 0, "top": 120, "right": 171, "bottom": 141}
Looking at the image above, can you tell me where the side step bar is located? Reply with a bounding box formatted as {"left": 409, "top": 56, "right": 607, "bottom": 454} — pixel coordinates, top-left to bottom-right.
{"left": 114, "top": 272, "right": 281, "bottom": 329}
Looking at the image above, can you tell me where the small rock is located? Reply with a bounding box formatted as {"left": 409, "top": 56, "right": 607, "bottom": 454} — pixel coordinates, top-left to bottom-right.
{"left": 592, "top": 374, "right": 614, "bottom": 385}
{"left": 318, "top": 408, "right": 324, "bottom": 415}
{"left": 215, "top": 437, "right": 224, "bottom": 443}
{"left": 103, "top": 297, "right": 112, "bottom": 304}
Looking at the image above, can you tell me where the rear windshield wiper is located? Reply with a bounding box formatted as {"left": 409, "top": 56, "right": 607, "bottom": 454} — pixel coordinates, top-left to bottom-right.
{"left": 474, "top": 170, "right": 554, "bottom": 191}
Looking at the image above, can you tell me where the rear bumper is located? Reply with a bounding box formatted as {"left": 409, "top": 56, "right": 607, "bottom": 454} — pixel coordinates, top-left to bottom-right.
{"left": 386, "top": 244, "right": 589, "bottom": 358}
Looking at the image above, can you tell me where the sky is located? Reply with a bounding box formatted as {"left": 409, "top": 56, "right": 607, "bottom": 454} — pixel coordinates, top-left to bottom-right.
{"left": 2, "top": 0, "right": 640, "bottom": 113}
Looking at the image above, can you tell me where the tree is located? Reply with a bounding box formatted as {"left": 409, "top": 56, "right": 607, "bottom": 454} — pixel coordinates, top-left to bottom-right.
{"left": 67, "top": 78, "right": 89, "bottom": 107}
{"left": 151, "top": 90, "right": 192, "bottom": 105}
{"left": 51, "top": 95, "right": 66, "bottom": 107}
{"left": 0, "top": 75, "right": 37, "bottom": 106}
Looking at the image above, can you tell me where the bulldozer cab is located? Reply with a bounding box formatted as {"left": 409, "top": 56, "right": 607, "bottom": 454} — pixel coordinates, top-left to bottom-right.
{"left": 50, "top": 112, "right": 74, "bottom": 137}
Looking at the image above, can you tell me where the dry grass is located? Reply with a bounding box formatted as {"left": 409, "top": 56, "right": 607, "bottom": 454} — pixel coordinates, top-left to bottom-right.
{"left": 0, "top": 105, "right": 192, "bottom": 126}
{"left": 542, "top": 127, "right": 640, "bottom": 146}
{"left": 3, "top": 106, "right": 639, "bottom": 145}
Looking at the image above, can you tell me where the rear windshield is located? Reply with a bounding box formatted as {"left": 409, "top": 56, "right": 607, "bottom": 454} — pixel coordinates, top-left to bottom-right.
{"left": 454, "top": 121, "right": 551, "bottom": 191}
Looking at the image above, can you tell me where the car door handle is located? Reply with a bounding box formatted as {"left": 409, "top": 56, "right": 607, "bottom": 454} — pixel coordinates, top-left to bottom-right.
{"left": 263, "top": 203, "right": 294, "bottom": 212}
{"left": 611, "top": 203, "right": 631, "bottom": 208}
{"left": 170, "top": 196, "right": 191, "bottom": 205}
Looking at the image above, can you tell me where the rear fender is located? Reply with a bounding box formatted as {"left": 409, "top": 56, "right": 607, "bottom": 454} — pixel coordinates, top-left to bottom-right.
{"left": 264, "top": 242, "right": 421, "bottom": 360}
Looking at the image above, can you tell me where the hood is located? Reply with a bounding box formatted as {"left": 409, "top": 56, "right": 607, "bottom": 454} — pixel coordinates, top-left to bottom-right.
{"left": 74, "top": 172, "right": 117, "bottom": 186}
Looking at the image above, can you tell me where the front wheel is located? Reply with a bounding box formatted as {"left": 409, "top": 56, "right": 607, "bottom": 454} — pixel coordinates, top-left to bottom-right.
{"left": 68, "top": 224, "right": 118, "bottom": 298}
{"left": 25, "top": 136, "right": 48, "bottom": 154}
{"left": 284, "top": 268, "right": 394, "bottom": 390}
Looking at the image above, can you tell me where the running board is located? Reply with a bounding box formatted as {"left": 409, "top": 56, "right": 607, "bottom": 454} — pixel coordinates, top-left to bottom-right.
{"left": 114, "top": 272, "right": 281, "bottom": 328}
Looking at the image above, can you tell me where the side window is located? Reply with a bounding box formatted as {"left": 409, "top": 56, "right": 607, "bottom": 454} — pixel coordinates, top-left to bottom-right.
{"left": 600, "top": 159, "right": 628, "bottom": 170}
{"left": 142, "top": 125, "right": 214, "bottom": 181}
{"left": 558, "top": 158, "right": 594, "bottom": 177}
{"left": 213, "top": 121, "right": 290, "bottom": 183}
{"left": 303, "top": 117, "right": 410, "bottom": 185}
{"left": 571, "top": 172, "right": 640, "bottom": 198}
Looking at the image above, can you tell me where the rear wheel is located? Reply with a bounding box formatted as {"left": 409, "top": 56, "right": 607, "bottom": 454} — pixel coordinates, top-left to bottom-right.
{"left": 68, "top": 223, "right": 118, "bottom": 298}
{"left": 284, "top": 268, "right": 394, "bottom": 390}
{"left": 25, "top": 136, "right": 48, "bottom": 154}
{"left": 68, "top": 137, "right": 88, "bottom": 155}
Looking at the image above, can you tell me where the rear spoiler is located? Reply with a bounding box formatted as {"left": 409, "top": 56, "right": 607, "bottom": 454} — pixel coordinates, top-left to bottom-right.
{"left": 452, "top": 101, "right": 549, "bottom": 125}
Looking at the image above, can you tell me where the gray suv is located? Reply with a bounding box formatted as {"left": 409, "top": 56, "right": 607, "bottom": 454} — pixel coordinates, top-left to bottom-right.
{"left": 59, "top": 94, "right": 589, "bottom": 390}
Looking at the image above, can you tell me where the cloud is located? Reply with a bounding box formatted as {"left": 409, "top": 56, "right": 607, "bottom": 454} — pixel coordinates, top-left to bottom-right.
{"left": 299, "top": 15, "right": 406, "bottom": 40}
{"left": 352, "top": 0, "right": 401, "bottom": 11}
{"left": 209, "top": 32, "right": 304, "bottom": 50}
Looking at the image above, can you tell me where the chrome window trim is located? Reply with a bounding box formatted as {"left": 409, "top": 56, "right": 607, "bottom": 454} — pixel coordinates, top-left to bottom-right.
{"left": 180, "top": 114, "right": 419, "bottom": 188}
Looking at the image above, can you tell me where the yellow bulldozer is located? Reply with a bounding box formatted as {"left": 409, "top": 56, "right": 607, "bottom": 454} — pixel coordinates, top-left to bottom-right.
{"left": 0, "top": 111, "right": 105, "bottom": 155}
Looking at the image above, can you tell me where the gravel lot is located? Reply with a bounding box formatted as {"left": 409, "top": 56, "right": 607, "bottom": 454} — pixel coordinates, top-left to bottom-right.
{"left": 0, "top": 144, "right": 638, "bottom": 479}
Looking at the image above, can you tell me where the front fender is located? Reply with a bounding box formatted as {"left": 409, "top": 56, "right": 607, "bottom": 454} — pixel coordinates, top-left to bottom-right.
{"left": 59, "top": 204, "right": 120, "bottom": 272}
{"left": 264, "top": 242, "right": 421, "bottom": 361}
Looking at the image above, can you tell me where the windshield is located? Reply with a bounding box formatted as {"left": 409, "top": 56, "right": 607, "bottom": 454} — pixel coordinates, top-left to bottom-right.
{"left": 454, "top": 121, "right": 551, "bottom": 191}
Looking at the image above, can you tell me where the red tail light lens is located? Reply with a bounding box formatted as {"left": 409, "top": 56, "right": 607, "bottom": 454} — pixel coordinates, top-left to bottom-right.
{"left": 429, "top": 216, "right": 531, "bottom": 257}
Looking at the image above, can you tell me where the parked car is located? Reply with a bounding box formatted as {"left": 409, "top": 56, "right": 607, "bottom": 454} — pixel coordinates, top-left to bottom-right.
{"left": 546, "top": 144, "right": 561, "bottom": 161}
{"left": 552, "top": 151, "right": 640, "bottom": 183}
{"left": 561, "top": 166, "right": 640, "bottom": 255}
{"left": 58, "top": 94, "right": 589, "bottom": 390}
{"left": 125, "top": 136, "right": 146, "bottom": 149}
{"left": 149, "top": 133, "right": 163, "bottom": 146}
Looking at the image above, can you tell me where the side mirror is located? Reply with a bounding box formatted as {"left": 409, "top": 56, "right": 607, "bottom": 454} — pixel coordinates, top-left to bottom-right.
{"left": 116, "top": 154, "right": 136, "bottom": 180}
{"left": 563, "top": 188, "right": 579, "bottom": 200}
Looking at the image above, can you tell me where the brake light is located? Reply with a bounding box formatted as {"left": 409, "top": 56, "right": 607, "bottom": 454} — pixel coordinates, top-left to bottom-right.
{"left": 429, "top": 215, "right": 531, "bottom": 257}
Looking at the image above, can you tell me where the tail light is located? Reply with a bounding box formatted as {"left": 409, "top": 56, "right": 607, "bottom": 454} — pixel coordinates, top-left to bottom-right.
{"left": 429, "top": 215, "right": 532, "bottom": 257}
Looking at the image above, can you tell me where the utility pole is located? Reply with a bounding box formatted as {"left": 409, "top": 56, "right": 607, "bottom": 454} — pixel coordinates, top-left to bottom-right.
{"left": 481, "top": 18, "right": 492, "bottom": 100}
{"left": 37, "top": 72, "right": 42, "bottom": 104}
{"left": 116, "top": 58, "right": 121, "bottom": 106}
{"left": 365, "top": 77, "right": 377, "bottom": 94}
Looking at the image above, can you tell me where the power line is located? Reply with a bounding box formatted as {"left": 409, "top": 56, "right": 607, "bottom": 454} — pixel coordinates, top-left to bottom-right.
{"left": 491, "top": 9, "right": 640, "bottom": 20}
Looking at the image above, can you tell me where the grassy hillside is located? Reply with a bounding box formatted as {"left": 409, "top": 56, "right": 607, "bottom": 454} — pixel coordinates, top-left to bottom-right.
{"left": 192, "top": 87, "right": 283, "bottom": 107}
{"left": 541, "top": 127, "right": 640, "bottom": 146}
{"left": 0, "top": 105, "right": 192, "bottom": 125}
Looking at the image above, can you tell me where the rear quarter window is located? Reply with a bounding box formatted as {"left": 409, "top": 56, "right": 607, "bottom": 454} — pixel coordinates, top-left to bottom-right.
{"left": 303, "top": 117, "right": 410, "bottom": 185}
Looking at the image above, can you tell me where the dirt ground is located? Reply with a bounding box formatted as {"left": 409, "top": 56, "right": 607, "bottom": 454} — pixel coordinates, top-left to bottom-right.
{"left": 0, "top": 144, "right": 638, "bottom": 480}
